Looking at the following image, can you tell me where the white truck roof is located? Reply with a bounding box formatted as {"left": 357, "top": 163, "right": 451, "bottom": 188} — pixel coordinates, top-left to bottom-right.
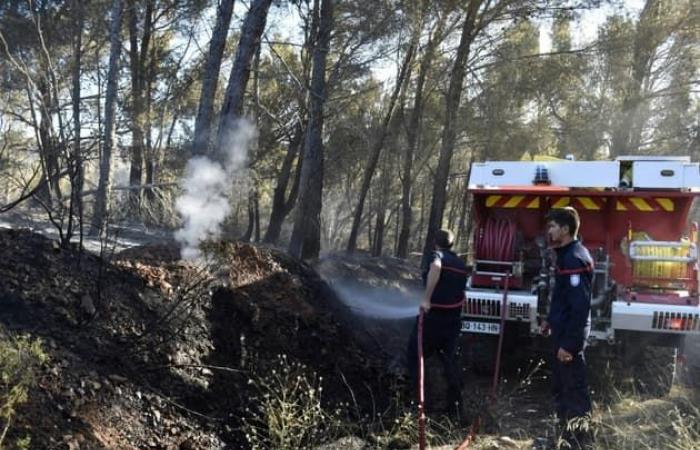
{"left": 468, "top": 158, "right": 700, "bottom": 191}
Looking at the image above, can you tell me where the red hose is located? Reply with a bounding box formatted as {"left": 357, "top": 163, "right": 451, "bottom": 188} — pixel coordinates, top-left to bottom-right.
{"left": 453, "top": 274, "right": 510, "bottom": 450}
{"left": 417, "top": 308, "right": 426, "bottom": 450}
{"left": 491, "top": 274, "right": 510, "bottom": 399}
{"left": 475, "top": 218, "right": 516, "bottom": 262}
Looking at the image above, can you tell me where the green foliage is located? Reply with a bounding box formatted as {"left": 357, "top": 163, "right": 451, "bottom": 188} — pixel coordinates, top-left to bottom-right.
{"left": 0, "top": 330, "right": 48, "bottom": 448}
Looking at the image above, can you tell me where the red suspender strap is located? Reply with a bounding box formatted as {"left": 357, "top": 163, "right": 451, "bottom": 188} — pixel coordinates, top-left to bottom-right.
{"left": 556, "top": 263, "right": 594, "bottom": 275}
{"left": 441, "top": 266, "right": 469, "bottom": 275}
{"left": 430, "top": 295, "right": 466, "bottom": 310}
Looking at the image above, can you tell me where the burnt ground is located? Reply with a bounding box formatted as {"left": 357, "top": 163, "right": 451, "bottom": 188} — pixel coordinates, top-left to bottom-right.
{"left": 0, "top": 229, "right": 395, "bottom": 449}
{"left": 0, "top": 226, "right": 698, "bottom": 449}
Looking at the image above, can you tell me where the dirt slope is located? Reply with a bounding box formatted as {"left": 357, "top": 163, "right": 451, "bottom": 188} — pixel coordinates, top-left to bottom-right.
{"left": 0, "top": 229, "right": 392, "bottom": 449}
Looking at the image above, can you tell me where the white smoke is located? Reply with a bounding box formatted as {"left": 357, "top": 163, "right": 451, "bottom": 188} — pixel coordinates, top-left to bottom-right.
{"left": 175, "top": 119, "right": 257, "bottom": 260}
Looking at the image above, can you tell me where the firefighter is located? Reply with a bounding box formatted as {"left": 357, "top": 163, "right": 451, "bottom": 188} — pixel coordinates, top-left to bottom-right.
{"left": 405, "top": 229, "right": 468, "bottom": 422}
{"left": 542, "top": 207, "right": 593, "bottom": 449}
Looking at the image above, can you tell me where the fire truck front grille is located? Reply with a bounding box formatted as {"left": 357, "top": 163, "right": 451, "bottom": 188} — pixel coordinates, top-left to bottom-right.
{"left": 651, "top": 311, "right": 700, "bottom": 332}
{"left": 465, "top": 298, "right": 530, "bottom": 319}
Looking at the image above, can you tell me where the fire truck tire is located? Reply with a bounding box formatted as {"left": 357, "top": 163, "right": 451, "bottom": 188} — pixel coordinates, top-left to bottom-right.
{"left": 618, "top": 336, "right": 677, "bottom": 397}
{"left": 463, "top": 334, "right": 499, "bottom": 375}
{"left": 628, "top": 346, "right": 676, "bottom": 397}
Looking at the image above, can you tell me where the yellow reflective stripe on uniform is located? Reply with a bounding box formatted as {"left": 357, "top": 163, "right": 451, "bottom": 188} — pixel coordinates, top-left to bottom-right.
{"left": 656, "top": 198, "right": 674, "bottom": 211}
{"left": 504, "top": 195, "right": 524, "bottom": 208}
{"left": 629, "top": 197, "right": 653, "bottom": 211}
{"left": 486, "top": 195, "right": 501, "bottom": 207}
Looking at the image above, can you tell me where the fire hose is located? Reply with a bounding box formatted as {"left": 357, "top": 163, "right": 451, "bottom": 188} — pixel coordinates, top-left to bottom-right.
{"left": 416, "top": 274, "right": 511, "bottom": 450}
{"left": 475, "top": 218, "right": 517, "bottom": 262}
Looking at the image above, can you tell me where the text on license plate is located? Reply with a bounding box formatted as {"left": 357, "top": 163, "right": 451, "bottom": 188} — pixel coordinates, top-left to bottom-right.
{"left": 461, "top": 321, "right": 500, "bottom": 335}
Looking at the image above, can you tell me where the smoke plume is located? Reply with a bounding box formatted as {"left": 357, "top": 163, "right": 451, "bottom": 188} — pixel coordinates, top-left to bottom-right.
{"left": 175, "top": 119, "right": 256, "bottom": 260}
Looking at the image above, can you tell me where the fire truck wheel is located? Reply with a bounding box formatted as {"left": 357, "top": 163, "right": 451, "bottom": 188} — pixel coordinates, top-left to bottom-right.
{"left": 618, "top": 338, "right": 677, "bottom": 397}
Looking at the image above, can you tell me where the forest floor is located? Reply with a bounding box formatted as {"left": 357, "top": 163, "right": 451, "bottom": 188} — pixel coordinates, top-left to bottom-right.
{"left": 0, "top": 213, "right": 698, "bottom": 449}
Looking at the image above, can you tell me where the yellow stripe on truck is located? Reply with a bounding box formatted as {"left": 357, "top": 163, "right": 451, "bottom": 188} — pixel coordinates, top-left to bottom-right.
{"left": 504, "top": 195, "right": 524, "bottom": 208}
{"left": 486, "top": 195, "right": 501, "bottom": 207}
{"left": 656, "top": 198, "right": 674, "bottom": 211}
{"left": 578, "top": 197, "right": 600, "bottom": 210}
{"left": 629, "top": 197, "right": 653, "bottom": 211}
{"left": 526, "top": 197, "right": 540, "bottom": 208}
{"left": 552, "top": 198, "right": 570, "bottom": 208}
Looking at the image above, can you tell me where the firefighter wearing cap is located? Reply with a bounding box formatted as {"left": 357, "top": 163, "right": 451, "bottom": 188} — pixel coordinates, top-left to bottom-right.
{"left": 542, "top": 207, "right": 593, "bottom": 448}
{"left": 406, "top": 229, "right": 468, "bottom": 421}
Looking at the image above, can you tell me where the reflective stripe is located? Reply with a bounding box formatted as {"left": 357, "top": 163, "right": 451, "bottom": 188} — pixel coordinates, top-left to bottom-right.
{"left": 431, "top": 298, "right": 465, "bottom": 309}
{"left": 577, "top": 197, "right": 600, "bottom": 210}
{"left": 526, "top": 197, "right": 540, "bottom": 208}
{"left": 486, "top": 195, "right": 502, "bottom": 207}
{"left": 552, "top": 197, "right": 570, "bottom": 208}
{"left": 504, "top": 195, "right": 524, "bottom": 208}
{"left": 556, "top": 263, "right": 593, "bottom": 275}
{"left": 441, "top": 266, "right": 469, "bottom": 275}
{"left": 630, "top": 197, "right": 653, "bottom": 211}
{"left": 656, "top": 198, "right": 674, "bottom": 211}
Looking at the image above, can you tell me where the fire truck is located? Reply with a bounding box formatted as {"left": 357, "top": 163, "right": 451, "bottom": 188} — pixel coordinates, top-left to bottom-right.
{"left": 461, "top": 156, "right": 700, "bottom": 392}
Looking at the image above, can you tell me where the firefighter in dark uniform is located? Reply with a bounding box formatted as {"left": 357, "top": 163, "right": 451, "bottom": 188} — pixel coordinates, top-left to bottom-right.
{"left": 542, "top": 207, "right": 593, "bottom": 449}
{"left": 406, "top": 229, "right": 468, "bottom": 421}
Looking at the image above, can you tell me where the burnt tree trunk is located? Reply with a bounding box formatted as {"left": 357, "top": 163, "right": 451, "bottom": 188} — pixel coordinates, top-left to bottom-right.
{"left": 346, "top": 38, "right": 416, "bottom": 253}
{"left": 289, "top": 0, "right": 333, "bottom": 259}
{"left": 92, "top": 0, "right": 124, "bottom": 235}
{"left": 215, "top": 0, "right": 273, "bottom": 161}
{"left": 126, "top": 0, "right": 152, "bottom": 198}
{"left": 192, "top": 0, "right": 235, "bottom": 156}
{"left": 422, "top": 1, "right": 481, "bottom": 269}
{"left": 263, "top": 121, "right": 304, "bottom": 244}
{"left": 67, "top": 0, "right": 85, "bottom": 247}
{"left": 397, "top": 14, "right": 444, "bottom": 258}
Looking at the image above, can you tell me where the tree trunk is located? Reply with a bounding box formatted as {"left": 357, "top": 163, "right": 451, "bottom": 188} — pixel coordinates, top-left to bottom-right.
{"left": 145, "top": 45, "right": 156, "bottom": 189}
{"left": 92, "top": 0, "right": 124, "bottom": 235}
{"left": 67, "top": 0, "right": 84, "bottom": 248}
{"left": 288, "top": 0, "right": 333, "bottom": 260}
{"left": 346, "top": 39, "right": 417, "bottom": 253}
{"left": 127, "top": 0, "right": 152, "bottom": 197}
{"left": 422, "top": 1, "right": 481, "bottom": 269}
{"left": 192, "top": 0, "right": 235, "bottom": 156}
{"left": 372, "top": 207, "right": 386, "bottom": 257}
{"left": 397, "top": 14, "right": 445, "bottom": 258}
{"left": 215, "top": 0, "right": 273, "bottom": 161}
{"left": 263, "top": 120, "right": 304, "bottom": 244}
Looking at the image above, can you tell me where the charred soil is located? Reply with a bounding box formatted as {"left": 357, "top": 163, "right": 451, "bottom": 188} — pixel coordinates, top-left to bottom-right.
{"left": 0, "top": 229, "right": 393, "bottom": 449}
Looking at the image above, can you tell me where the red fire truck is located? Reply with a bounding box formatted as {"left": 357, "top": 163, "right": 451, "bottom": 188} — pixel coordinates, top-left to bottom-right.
{"left": 462, "top": 156, "right": 700, "bottom": 392}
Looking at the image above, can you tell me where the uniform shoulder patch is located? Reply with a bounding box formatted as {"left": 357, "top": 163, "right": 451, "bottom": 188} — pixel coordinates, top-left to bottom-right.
{"left": 570, "top": 274, "right": 580, "bottom": 287}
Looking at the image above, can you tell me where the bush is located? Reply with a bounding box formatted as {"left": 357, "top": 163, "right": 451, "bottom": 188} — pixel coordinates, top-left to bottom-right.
{"left": 243, "top": 354, "right": 340, "bottom": 450}
{"left": 0, "top": 330, "right": 48, "bottom": 448}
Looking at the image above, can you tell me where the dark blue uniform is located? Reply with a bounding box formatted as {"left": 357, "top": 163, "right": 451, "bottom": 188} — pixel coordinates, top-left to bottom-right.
{"left": 406, "top": 250, "right": 468, "bottom": 415}
{"left": 548, "top": 240, "right": 593, "bottom": 423}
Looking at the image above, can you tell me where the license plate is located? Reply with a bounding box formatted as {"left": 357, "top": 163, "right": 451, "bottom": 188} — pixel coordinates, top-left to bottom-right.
{"left": 461, "top": 320, "right": 500, "bottom": 335}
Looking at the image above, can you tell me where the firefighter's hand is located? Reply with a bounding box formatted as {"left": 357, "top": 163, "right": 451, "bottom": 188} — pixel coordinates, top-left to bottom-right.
{"left": 539, "top": 320, "right": 551, "bottom": 337}
{"left": 557, "top": 347, "right": 574, "bottom": 363}
{"left": 420, "top": 299, "right": 431, "bottom": 312}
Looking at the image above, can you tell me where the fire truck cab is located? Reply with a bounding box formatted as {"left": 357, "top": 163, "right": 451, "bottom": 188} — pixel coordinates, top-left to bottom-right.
{"left": 462, "top": 156, "right": 700, "bottom": 390}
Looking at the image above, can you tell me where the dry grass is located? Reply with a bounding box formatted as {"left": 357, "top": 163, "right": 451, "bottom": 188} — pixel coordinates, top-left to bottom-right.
{"left": 241, "top": 353, "right": 699, "bottom": 450}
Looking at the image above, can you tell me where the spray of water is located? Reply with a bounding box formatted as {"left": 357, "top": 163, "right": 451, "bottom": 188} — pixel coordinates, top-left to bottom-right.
{"left": 174, "top": 119, "right": 256, "bottom": 260}
{"left": 329, "top": 281, "right": 421, "bottom": 320}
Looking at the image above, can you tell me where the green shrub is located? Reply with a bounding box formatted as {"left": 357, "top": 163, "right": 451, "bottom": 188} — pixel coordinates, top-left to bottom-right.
{"left": 0, "top": 330, "right": 48, "bottom": 448}
{"left": 243, "top": 355, "right": 339, "bottom": 450}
